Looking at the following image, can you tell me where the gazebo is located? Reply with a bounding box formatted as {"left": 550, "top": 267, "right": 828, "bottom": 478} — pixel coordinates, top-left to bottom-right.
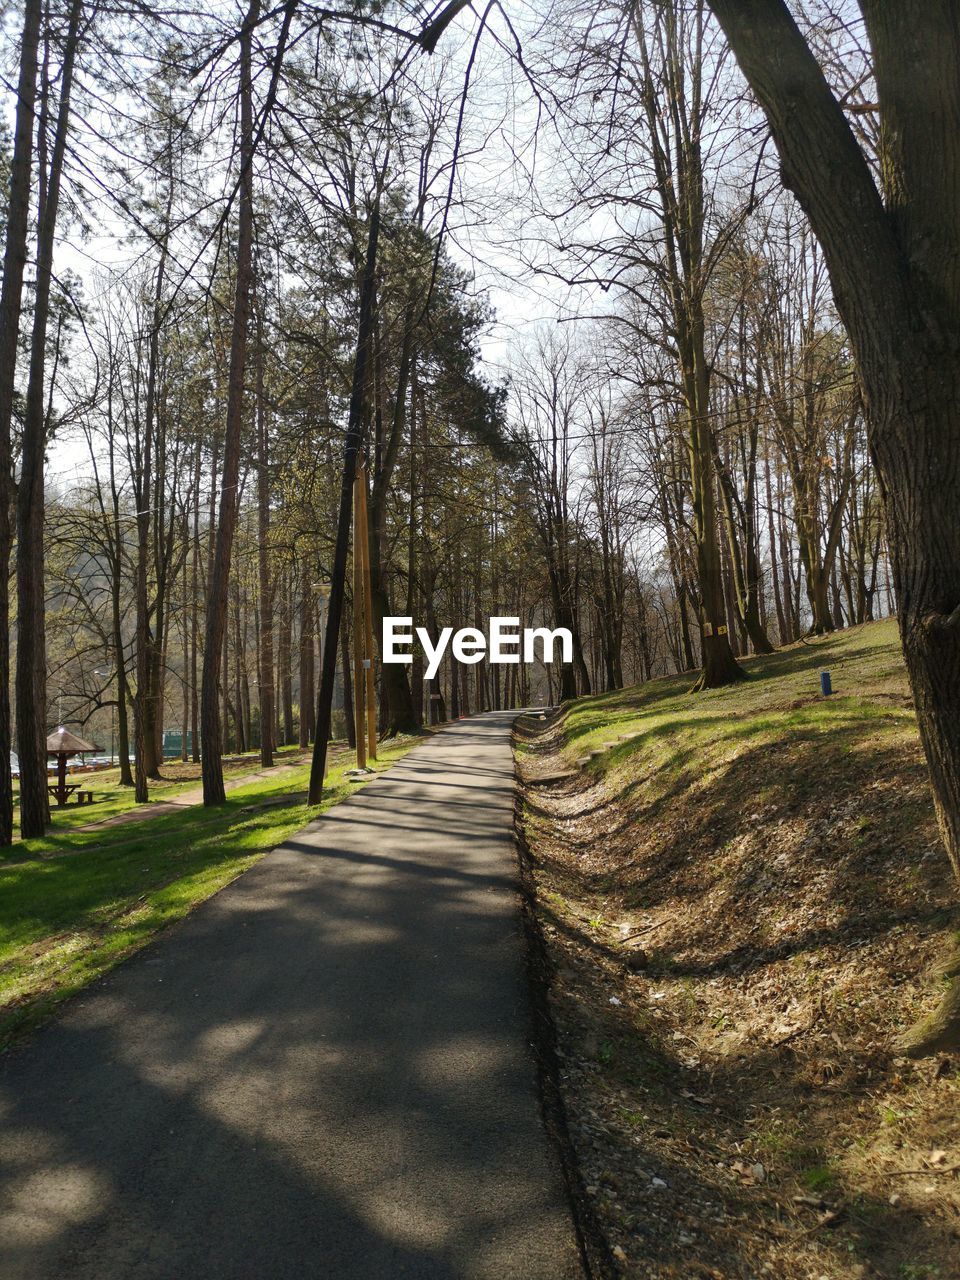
{"left": 46, "top": 726, "right": 97, "bottom": 807}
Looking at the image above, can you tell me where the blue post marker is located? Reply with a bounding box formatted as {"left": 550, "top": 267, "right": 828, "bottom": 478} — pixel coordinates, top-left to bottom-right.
{"left": 820, "top": 670, "right": 833, "bottom": 696}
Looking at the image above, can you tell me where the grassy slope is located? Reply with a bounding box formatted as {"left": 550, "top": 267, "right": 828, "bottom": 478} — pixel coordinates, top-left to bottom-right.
{"left": 518, "top": 619, "right": 960, "bottom": 1280}
{"left": 0, "top": 740, "right": 416, "bottom": 1049}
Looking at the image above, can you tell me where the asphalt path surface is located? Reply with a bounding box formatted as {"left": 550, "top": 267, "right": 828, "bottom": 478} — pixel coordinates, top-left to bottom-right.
{"left": 0, "top": 712, "right": 583, "bottom": 1279}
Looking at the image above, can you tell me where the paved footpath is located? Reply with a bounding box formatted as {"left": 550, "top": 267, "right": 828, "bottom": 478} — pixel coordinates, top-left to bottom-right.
{"left": 0, "top": 712, "right": 583, "bottom": 1280}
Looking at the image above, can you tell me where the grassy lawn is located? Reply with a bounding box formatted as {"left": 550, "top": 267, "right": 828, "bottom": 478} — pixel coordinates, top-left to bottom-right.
{"left": 24, "top": 744, "right": 315, "bottom": 835}
{"left": 0, "top": 739, "right": 418, "bottom": 1050}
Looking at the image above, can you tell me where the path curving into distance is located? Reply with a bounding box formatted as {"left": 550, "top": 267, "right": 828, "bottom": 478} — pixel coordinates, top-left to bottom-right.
{"left": 0, "top": 711, "right": 583, "bottom": 1279}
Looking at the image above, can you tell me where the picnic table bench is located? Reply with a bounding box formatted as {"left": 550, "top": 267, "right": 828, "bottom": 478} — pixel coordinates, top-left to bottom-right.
{"left": 46, "top": 782, "right": 97, "bottom": 807}
{"left": 46, "top": 726, "right": 101, "bottom": 808}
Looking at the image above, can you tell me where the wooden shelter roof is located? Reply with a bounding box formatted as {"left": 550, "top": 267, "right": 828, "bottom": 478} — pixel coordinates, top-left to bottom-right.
{"left": 46, "top": 726, "right": 97, "bottom": 755}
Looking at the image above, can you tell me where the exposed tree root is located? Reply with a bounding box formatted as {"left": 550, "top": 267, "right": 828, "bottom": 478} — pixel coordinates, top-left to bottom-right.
{"left": 929, "top": 938, "right": 960, "bottom": 982}
{"left": 689, "top": 664, "right": 749, "bottom": 693}
{"left": 897, "top": 974, "right": 960, "bottom": 1058}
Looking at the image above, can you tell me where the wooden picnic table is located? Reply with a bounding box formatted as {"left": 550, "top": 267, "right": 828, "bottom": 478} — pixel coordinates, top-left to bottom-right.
{"left": 46, "top": 726, "right": 99, "bottom": 808}
{"left": 46, "top": 781, "right": 97, "bottom": 807}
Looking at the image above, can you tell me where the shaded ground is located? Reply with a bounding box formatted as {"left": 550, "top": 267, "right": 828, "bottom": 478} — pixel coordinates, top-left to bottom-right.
{"left": 0, "top": 713, "right": 582, "bottom": 1280}
{"left": 516, "top": 620, "right": 960, "bottom": 1280}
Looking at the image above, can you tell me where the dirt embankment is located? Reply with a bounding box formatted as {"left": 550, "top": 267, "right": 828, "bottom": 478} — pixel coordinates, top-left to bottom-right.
{"left": 515, "top": 670, "right": 960, "bottom": 1280}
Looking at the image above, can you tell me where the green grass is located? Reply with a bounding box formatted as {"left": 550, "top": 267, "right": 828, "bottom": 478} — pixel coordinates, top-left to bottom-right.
{"left": 800, "top": 1164, "right": 837, "bottom": 1192}
{"left": 0, "top": 740, "right": 417, "bottom": 1049}
{"left": 20, "top": 744, "right": 312, "bottom": 837}
{"left": 557, "top": 619, "right": 919, "bottom": 808}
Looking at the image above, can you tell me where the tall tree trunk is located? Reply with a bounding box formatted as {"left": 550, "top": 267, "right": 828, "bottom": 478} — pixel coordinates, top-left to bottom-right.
{"left": 367, "top": 297, "right": 419, "bottom": 736}
{"left": 133, "top": 127, "right": 176, "bottom": 796}
{"left": 16, "top": 0, "right": 83, "bottom": 837}
{"left": 190, "top": 442, "right": 201, "bottom": 762}
{"left": 239, "top": 596, "right": 252, "bottom": 752}
{"left": 406, "top": 360, "right": 423, "bottom": 727}
{"left": 341, "top": 624, "right": 355, "bottom": 750}
{"left": 104, "top": 407, "right": 134, "bottom": 786}
{"left": 255, "top": 316, "right": 274, "bottom": 767}
{"left": 765, "top": 452, "right": 789, "bottom": 646}
{"left": 713, "top": 424, "right": 775, "bottom": 655}
{"left": 111, "top": 554, "right": 134, "bottom": 787}
{"left": 298, "top": 573, "right": 315, "bottom": 747}
{"left": 116, "top": 675, "right": 132, "bottom": 786}
{"left": 201, "top": 0, "right": 259, "bottom": 805}
{"left": 545, "top": 566, "right": 577, "bottom": 701}
{"left": 234, "top": 580, "right": 248, "bottom": 754}
{"left": 309, "top": 199, "right": 380, "bottom": 801}
{"left": 222, "top": 623, "right": 231, "bottom": 755}
{"left": 279, "top": 573, "right": 293, "bottom": 745}
{"left": 180, "top": 556, "right": 190, "bottom": 763}
{"left": 685, "top": 333, "right": 746, "bottom": 690}
{"left": 0, "top": 0, "right": 42, "bottom": 843}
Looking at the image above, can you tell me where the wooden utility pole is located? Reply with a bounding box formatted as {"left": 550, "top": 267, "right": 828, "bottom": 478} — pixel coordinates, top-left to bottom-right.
{"left": 356, "top": 460, "right": 378, "bottom": 761}
{"left": 308, "top": 198, "right": 380, "bottom": 804}
{"left": 352, "top": 469, "right": 367, "bottom": 771}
